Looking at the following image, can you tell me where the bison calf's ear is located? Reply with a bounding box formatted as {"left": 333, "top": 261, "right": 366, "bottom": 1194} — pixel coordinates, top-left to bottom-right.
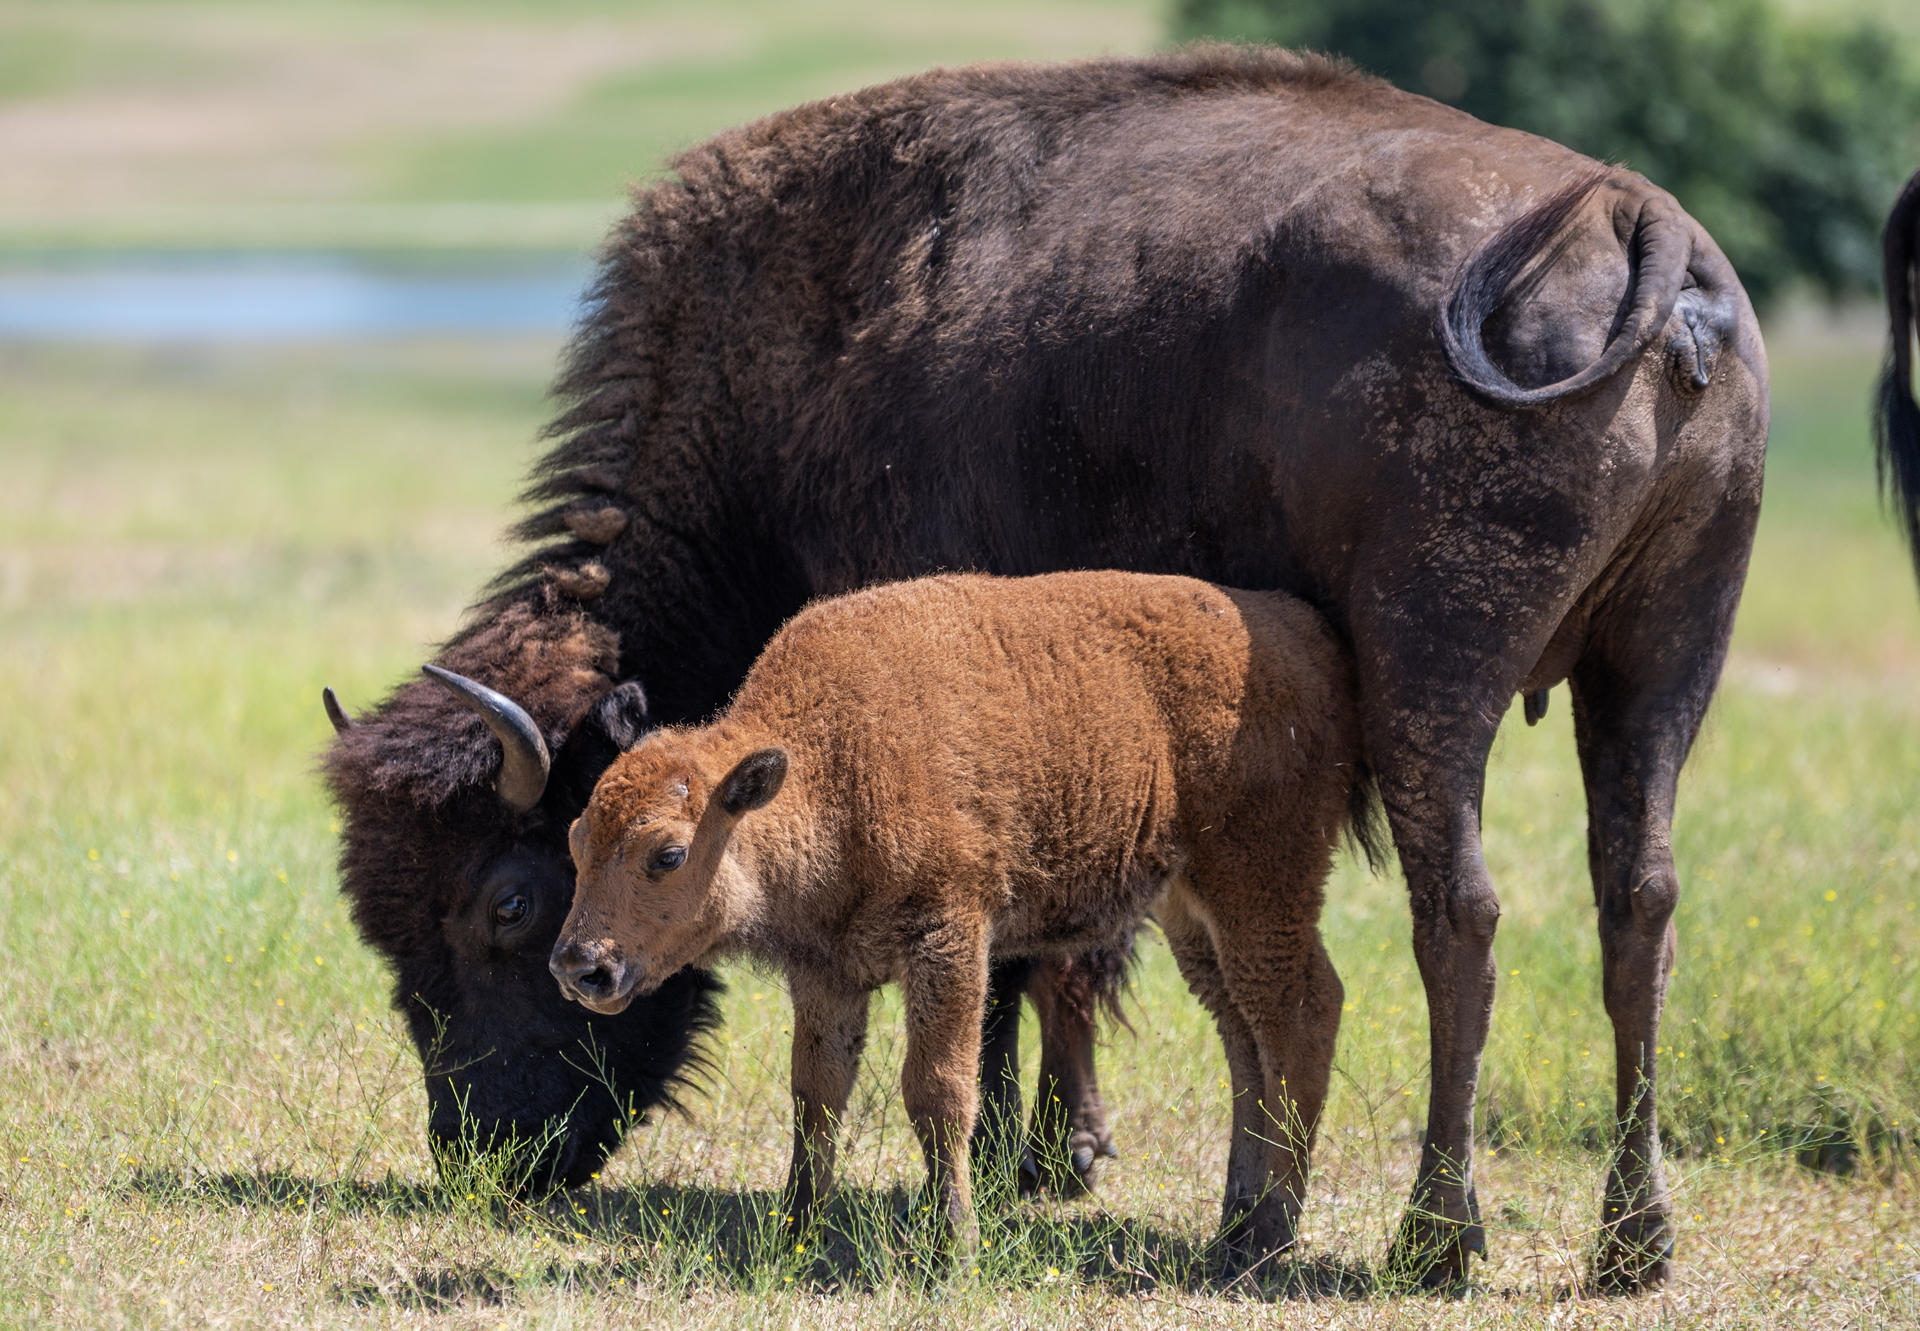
{"left": 718, "top": 748, "right": 787, "bottom": 815}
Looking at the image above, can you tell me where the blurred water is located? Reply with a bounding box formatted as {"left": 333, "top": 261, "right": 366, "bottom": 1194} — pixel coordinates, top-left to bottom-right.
{"left": 0, "top": 253, "right": 592, "bottom": 341}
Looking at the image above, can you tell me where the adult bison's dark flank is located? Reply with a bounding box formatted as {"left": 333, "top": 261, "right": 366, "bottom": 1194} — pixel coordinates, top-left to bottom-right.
{"left": 322, "top": 46, "right": 1765, "bottom": 1291}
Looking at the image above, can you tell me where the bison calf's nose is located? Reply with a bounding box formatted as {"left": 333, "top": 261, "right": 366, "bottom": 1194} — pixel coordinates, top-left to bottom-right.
{"left": 549, "top": 944, "right": 634, "bottom": 1012}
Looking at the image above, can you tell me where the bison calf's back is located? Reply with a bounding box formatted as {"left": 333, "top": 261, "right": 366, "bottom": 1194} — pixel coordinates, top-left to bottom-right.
{"left": 557, "top": 570, "right": 1368, "bottom": 1257}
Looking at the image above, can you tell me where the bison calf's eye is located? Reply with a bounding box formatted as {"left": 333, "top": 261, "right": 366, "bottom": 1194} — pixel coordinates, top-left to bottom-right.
{"left": 649, "top": 846, "right": 686, "bottom": 874}
{"left": 492, "top": 893, "right": 530, "bottom": 929}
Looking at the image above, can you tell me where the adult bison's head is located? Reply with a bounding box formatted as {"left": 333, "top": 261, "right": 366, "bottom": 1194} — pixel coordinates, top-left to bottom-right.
{"left": 322, "top": 603, "right": 719, "bottom": 1195}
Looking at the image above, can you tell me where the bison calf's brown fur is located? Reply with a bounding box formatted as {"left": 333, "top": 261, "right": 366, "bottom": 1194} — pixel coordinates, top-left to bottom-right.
{"left": 555, "top": 571, "right": 1368, "bottom": 1258}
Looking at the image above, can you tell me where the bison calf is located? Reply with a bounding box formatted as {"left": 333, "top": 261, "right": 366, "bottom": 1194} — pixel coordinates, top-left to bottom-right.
{"left": 553, "top": 570, "right": 1369, "bottom": 1259}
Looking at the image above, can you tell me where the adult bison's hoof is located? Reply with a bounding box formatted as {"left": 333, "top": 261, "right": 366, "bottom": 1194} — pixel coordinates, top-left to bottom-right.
{"left": 1211, "top": 1196, "right": 1259, "bottom": 1277}
{"left": 1385, "top": 1189, "right": 1485, "bottom": 1290}
{"left": 1016, "top": 1128, "right": 1110, "bottom": 1197}
{"left": 1212, "top": 1196, "right": 1300, "bottom": 1282}
{"left": 1592, "top": 1211, "right": 1674, "bottom": 1294}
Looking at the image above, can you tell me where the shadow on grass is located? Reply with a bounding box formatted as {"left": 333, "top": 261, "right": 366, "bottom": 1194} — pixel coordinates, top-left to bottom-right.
{"left": 119, "top": 1169, "right": 1385, "bottom": 1307}
{"left": 324, "top": 1179, "right": 1383, "bottom": 1310}
{"left": 123, "top": 1166, "right": 443, "bottom": 1217}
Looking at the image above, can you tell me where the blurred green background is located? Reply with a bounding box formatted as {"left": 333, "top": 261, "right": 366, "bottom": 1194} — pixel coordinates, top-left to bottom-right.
{"left": 1177, "top": 0, "right": 1920, "bottom": 305}
{"left": 0, "top": 0, "right": 1157, "bottom": 251}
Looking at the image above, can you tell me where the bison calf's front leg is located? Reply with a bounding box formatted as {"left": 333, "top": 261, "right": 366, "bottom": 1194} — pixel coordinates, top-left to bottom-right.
{"left": 784, "top": 973, "right": 871, "bottom": 1227}
{"left": 902, "top": 921, "right": 990, "bottom": 1252}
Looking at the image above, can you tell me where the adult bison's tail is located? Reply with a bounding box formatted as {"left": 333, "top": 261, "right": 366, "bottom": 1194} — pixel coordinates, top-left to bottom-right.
{"left": 1441, "top": 169, "right": 1695, "bottom": 408}
{"left": 1875, "top": 168, "right": 1920, "bottom": 590}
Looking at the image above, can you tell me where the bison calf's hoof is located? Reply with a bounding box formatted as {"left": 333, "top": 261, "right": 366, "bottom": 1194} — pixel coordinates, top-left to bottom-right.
{"left": 1213, "top": 1195, "right": 1302, "bottom": 1282}
{"left": 892, "top": 1194, "right": 979, "bottom": 1271}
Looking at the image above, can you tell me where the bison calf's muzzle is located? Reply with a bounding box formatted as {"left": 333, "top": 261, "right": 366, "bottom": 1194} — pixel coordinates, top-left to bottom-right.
{"left": 550, "top": 942, "right": 639, "bottom": 1014}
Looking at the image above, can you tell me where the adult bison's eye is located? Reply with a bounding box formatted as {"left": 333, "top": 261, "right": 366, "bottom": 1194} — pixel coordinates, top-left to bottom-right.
{"left": 492, "top": 892, "right": 530, "bottom": 930}
{"left": 650, "top": 846, "right": 686, "bottom": 874}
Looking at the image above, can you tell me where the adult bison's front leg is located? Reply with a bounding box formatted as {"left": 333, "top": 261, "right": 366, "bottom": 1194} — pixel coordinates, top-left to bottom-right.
{"left": 1020, "top": 950, "right": 1121, "bottom": 1196}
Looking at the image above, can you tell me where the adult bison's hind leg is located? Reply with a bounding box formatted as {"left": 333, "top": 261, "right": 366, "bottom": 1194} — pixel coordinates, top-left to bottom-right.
{"left": 1021, "top": 948, "right": 1124, "bottom": 1196}
{"left": 972, "top": 957, "right": 1032, "bottom": 1191}
{"left": 1374, "top": 732, "right": 1505, "bottom": 1289}
{"left": 1572, "top": 500, "right": 1757, "bottom": 1294}
{"left": 1358, "top": 555, "right": 1581, "bottom": 1287}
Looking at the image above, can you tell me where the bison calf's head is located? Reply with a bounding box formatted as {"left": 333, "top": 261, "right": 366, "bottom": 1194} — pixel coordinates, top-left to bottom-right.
{"left": 554, "top": 736, "right": 787, "bottom": 1014}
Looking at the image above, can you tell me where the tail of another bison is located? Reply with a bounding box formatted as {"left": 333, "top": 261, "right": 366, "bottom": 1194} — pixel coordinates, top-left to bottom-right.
{"left": 1876, "top": 168, "right": 1920, "bottom": 592}
{"left": 1441, "top": 169, "right": 1699, "bottom": 408}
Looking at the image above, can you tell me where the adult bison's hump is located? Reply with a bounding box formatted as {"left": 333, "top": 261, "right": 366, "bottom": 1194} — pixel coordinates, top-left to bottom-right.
{"left": 559, "top": 43, "right": 1693, "bottom": 597}
{"left": 666, "top": 48, "right": 1604, "bottom": 361}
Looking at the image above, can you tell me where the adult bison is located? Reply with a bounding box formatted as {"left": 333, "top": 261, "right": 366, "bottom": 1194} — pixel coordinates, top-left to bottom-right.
{"left": 324, "top": 46, "right": 1766, "bottom": 1292}
{"left": 1878, "top": 167, "right": 1920, "bottom": 588}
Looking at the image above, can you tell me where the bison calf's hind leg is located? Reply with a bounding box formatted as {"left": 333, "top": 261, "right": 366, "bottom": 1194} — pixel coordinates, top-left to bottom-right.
{"left": 784, "top": 972, "right": 871, "bottom": 1227}
{"left": 1160, "top": 899, "right": 1272, "bottom": 1261}
{"left": 1210, "top": 917, "right": 1343, "bottom": 1267}
{"left": 902, "top": 917, "right": 992, "bottom": 1251}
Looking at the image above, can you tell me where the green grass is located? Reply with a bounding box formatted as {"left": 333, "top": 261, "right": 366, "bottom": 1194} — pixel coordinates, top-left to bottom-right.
{"left": 2, "top": 316, "right": 1919, "bottom": 1326}
{"left": 369, "top": 1, "right": 1158, "bottom": 213}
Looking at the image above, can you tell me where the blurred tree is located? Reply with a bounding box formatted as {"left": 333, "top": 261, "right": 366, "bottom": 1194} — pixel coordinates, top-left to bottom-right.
{"left": 1172, "top": 0, "right": 1920, "bottom": 307}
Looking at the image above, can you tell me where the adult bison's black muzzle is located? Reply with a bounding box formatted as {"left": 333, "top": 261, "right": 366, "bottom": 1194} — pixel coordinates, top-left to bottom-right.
{"left": 387, "top": 826, "right": 722, "bottom": 1198}
{"left": 413, "top": 960, "right": 720, "bottom": 1195}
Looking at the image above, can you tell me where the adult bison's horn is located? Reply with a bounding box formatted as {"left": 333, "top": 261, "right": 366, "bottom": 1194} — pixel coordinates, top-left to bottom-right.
{"left": 322, "top": 687, "right": 354, "bottom": 734}
{"left": 420, "top": 665, "right": 551, "bottom": 812}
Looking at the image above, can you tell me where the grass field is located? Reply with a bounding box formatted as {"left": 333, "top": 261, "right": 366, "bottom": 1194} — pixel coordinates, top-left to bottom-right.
{"left": 3, "top": 324, "right": 1918, "bottom": 1329}
{"left": 4, "top": 1, "right": 1920, "bottom": 1327}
